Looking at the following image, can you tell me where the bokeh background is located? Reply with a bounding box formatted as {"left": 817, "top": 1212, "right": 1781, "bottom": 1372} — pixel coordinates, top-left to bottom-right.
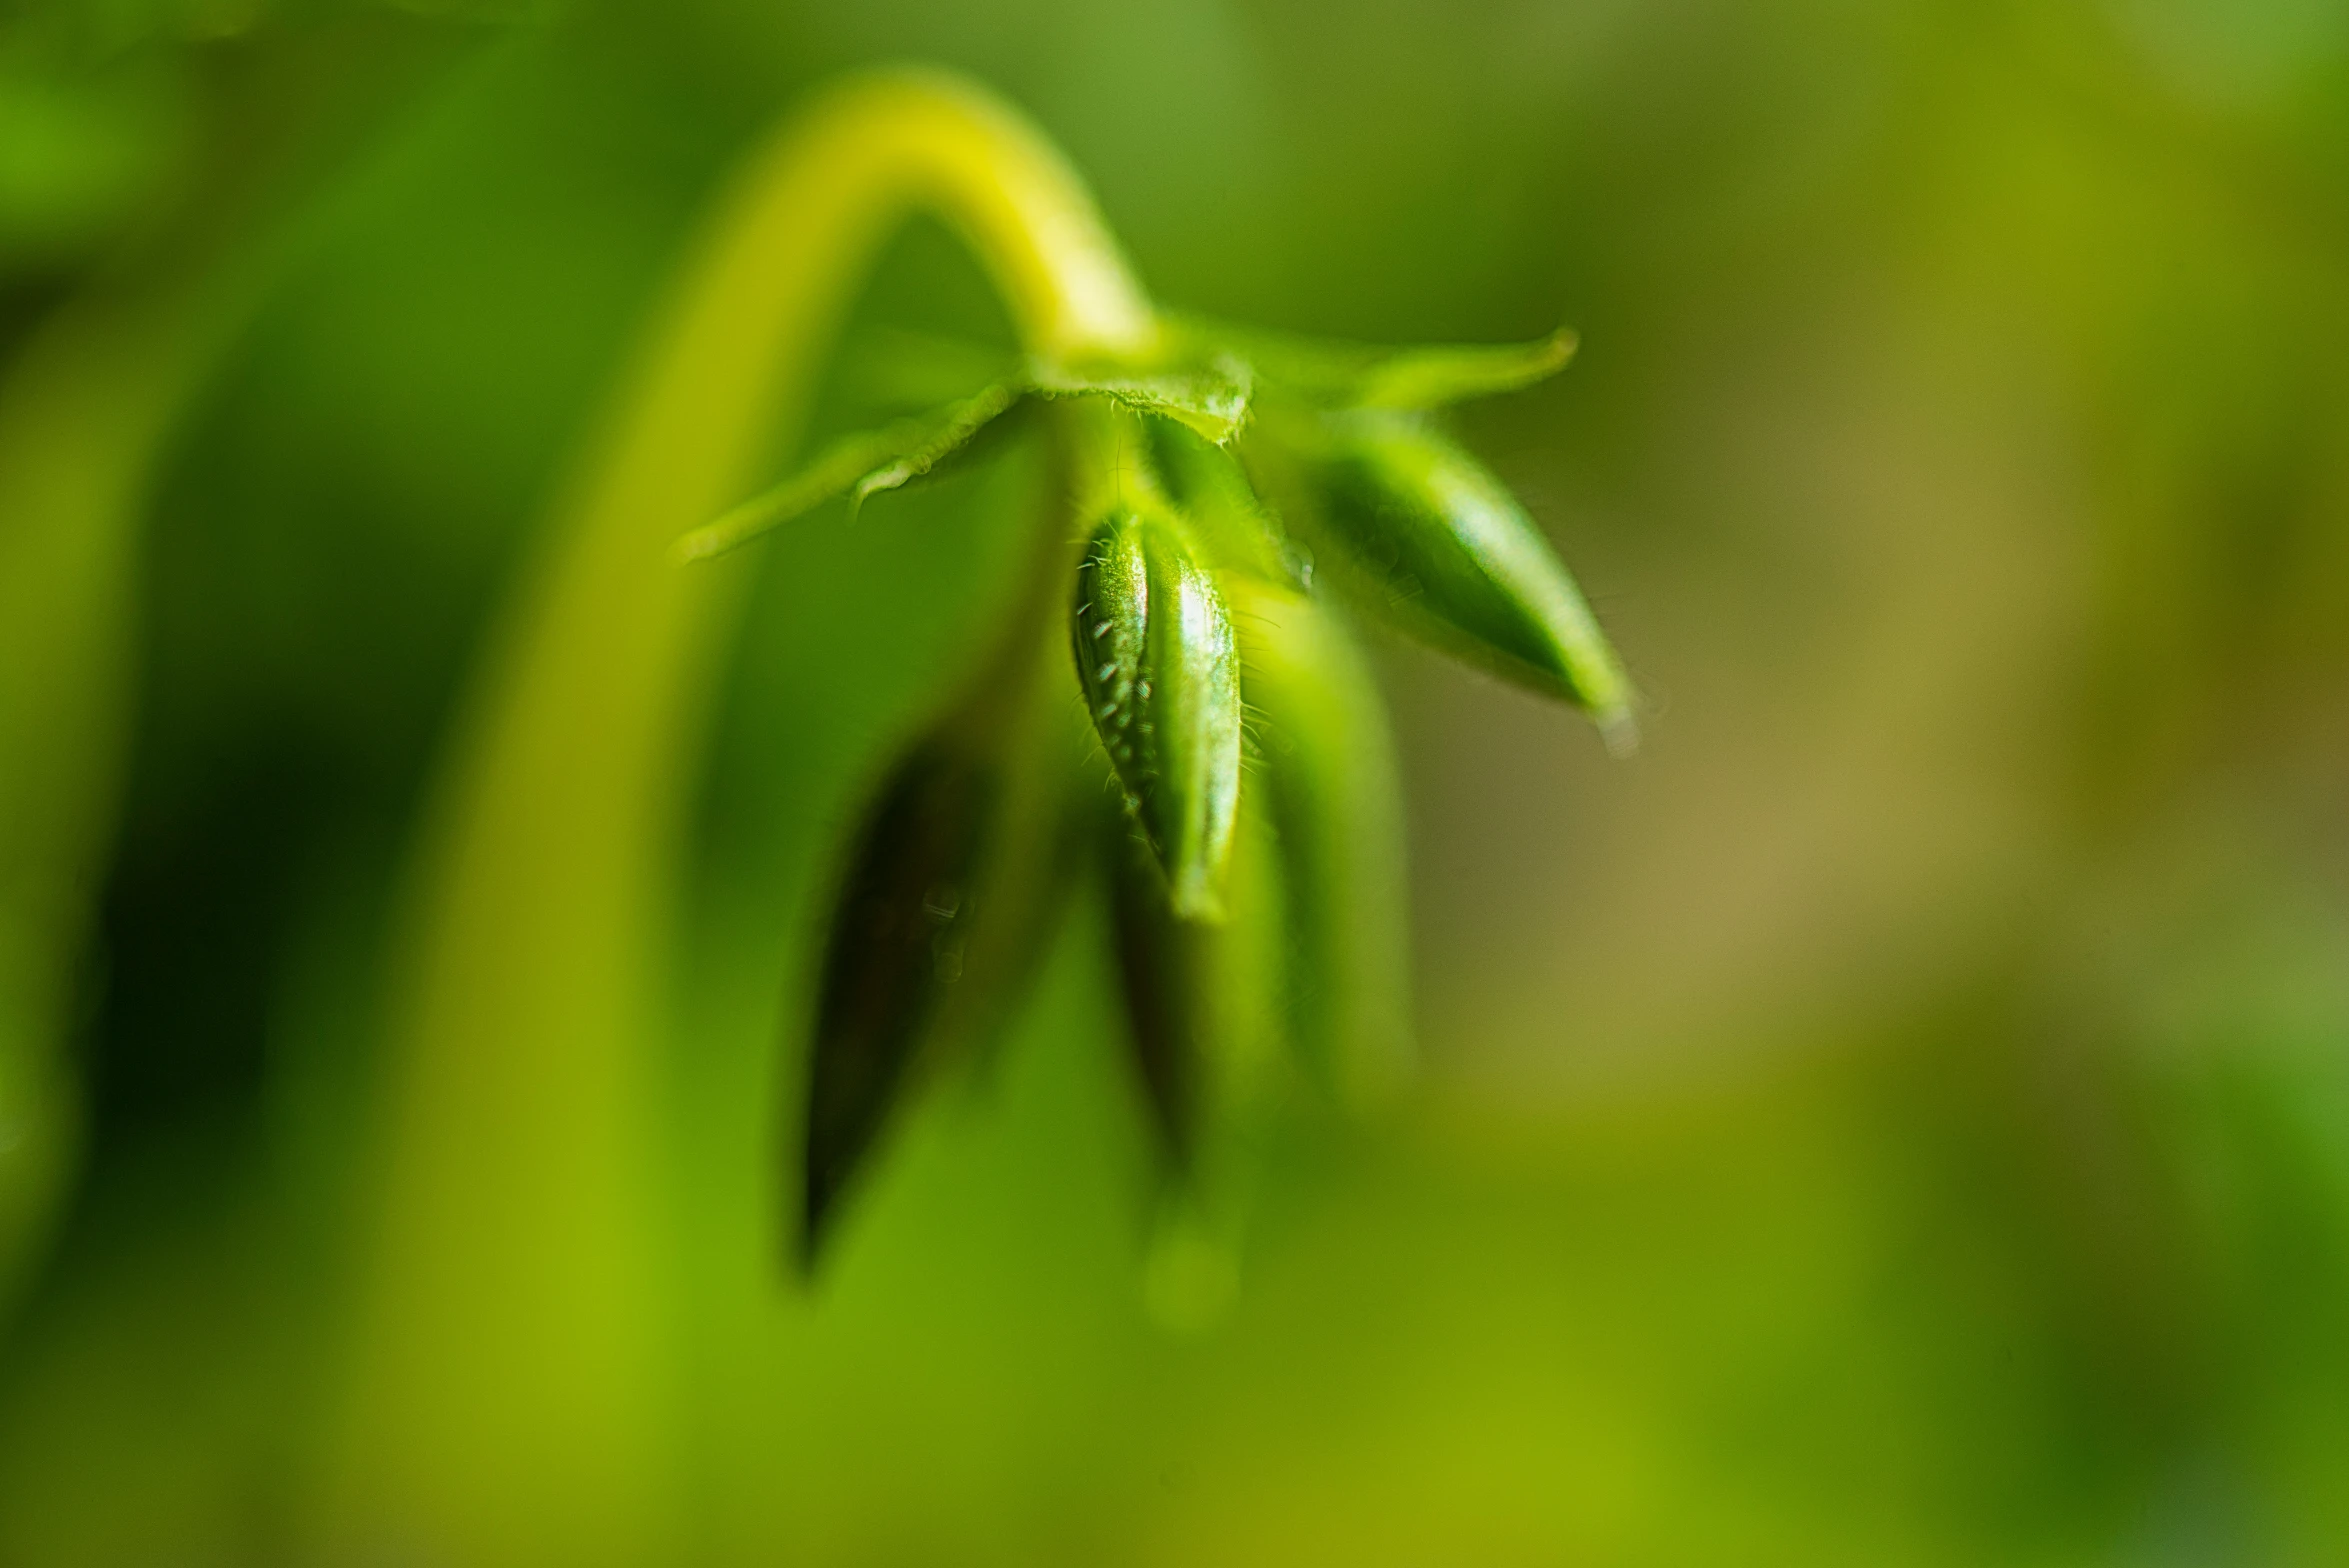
{"left": 6, "top": 0, "right": 2349, "bottom": 1561}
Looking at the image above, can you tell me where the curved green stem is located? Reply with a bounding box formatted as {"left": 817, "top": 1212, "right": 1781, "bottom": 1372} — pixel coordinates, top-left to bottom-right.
{"left": 321, "top": 69, "right": 1157, "bottom": 1563}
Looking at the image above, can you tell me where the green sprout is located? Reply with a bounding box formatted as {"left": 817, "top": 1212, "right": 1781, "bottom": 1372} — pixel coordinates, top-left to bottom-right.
{"left": 673, "top": 189, "right": 1635, "bottom": 1261}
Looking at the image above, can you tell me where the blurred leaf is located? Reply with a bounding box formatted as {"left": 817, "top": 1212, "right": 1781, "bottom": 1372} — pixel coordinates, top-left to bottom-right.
{"left": 1149, "top": 414, "right": 1306, "bottom": 586}
{"left": 1103, "top": 790, "right": 1288, "bottom": 1332}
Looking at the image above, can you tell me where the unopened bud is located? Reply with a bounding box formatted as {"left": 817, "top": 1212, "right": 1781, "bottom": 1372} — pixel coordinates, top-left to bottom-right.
{"left": 1070, "top": 508, "right": 1243, "bottom": 919}
{"left": 1269, "top": 411, "right": 1633, "bottom": 742}
{"left": 1225, "top": 578, "right": 1412, "bottom": 1110}
{"left": 800, "top": 619, "right": 1087, "bottom": 1263}
{"left": 1104, "top": 799, "right": 1286, "bottom": 1331}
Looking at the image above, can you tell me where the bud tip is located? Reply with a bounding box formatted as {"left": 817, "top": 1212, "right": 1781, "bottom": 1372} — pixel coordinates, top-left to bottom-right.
{"left": 1598, "top": 707, "right": 1640, "bottom": 759}
{"left": 1168, "top": 865, "right": 1228, "bottom": 924}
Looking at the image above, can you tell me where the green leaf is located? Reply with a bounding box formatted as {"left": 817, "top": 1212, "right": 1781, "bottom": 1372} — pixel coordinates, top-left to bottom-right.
{"left": 1070, "top": 507, "right": 1244, "bottom": 919}
{"left": 675, "top": 380, "right": 1023, "bottom": 561}
{"left": 1103, "top": 796, "right": 1289, "bottom": 1333}
{"left": 1260, "top": 409, "right": 1635, "bottom": 741}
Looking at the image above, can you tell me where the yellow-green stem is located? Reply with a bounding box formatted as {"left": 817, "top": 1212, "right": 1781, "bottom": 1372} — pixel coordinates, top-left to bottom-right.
{"left": 320, "top": 68, "right": 1155, "bottom": 1563}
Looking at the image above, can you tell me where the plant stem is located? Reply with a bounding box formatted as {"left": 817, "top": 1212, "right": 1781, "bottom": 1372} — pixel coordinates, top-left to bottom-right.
{"left": 321, "top": 69, "right": 1156, "bottom": 1564}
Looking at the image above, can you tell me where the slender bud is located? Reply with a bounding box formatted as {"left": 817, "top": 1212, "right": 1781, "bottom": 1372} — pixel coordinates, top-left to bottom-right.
{"left": 800, "top": 509, "right": 1091, "bottom": 1263}
{"left": 1104, "top": 799, "right": 1286, "bottom": 1331}
{"left": 1070, "top": 507, "right": 1243, "bottom": 919}
{"left": 1147, "top": 417, "right": 1308, "bottom": 589}
{"left": 1264, "top": 410, "right": 1633, "bottom": 744}
{"left": 802, "top": 738, "right": 992, "bottom": 1258}
{"left": 1226, "top": 578, "right": 1412, "bottom": 1109}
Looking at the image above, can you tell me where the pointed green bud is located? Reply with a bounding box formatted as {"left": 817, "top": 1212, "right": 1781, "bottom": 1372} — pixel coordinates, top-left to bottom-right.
{"left": 1148, "top": 416, "right": 1308, "bottom": 588}
{"left": 1225, "top": 579, "right": 1412, "bottom": 1109}
{"left": 800, "top": 609, "right": 1089, "bottom": 1264}
{"left": 1264, "top": 410, "right": 1634, "bottom": 743}
{"left": 1070, "top": 507, "right": 1243, "bottom": 919}
{"left": 1103, "top": 799, "right": 1287, "bottom": 1331}
{"left": 801, "top": 738, "right": 993, "bottom": 1258}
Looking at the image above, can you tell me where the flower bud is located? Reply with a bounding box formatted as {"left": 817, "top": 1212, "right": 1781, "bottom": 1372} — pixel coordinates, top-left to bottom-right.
{"left": 1147, "top": 417, "right": 1308, "bottom": 589}
{"left": 1265, "top": 410, "right": 1633, "bottom": 744}
{"left": 1225, "top": 579, "right": 1412, "bottom": 1109}
{"left": 801, "top": 739, "right": 990, "bottom": 1257}
{"left": 1070, "top": 507, "right": 1242, "bottom": 919}
{"left": 1103, "top": 798, "right": 1286, "bottom": 1330}
{"left": 800, "top": 631, "right": 1087, "bottom": 1262}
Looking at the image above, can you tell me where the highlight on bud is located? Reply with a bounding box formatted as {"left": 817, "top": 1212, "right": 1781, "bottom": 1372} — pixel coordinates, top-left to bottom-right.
{"left": 1070, "top": 506, "right": 1243, "bottom": 921}
{"left": 1263, "top": 410, "right": 1634, "bottom": 744}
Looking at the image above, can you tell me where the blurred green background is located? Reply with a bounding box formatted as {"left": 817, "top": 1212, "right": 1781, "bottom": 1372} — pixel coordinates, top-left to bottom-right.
{"left": 6, "top": 0, "right": 2349, "bottom": 1562}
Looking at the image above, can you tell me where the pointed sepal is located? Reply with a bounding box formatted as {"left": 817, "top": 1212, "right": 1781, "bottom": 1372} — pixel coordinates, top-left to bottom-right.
{"left": 678, "top": 381, "right": 1024, "bottom": 561}
{"left": 1032, "top": 355, "right": 1252, "bottom": 444}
